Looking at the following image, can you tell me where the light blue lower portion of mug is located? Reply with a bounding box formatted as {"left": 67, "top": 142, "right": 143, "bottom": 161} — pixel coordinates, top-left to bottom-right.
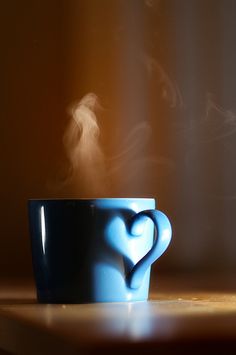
{"left": 93, "top": 262, "right": 151, "bottom": 302}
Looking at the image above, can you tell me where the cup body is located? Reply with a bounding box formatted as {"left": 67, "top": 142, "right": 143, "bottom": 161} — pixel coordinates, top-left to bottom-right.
{"left": 29, "top": 198, "right": 165, "bottom": 303}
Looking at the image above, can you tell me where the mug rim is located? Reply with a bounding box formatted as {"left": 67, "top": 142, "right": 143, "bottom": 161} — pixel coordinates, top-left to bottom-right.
{"left": 28, "top": 197, "right": 155, "bottom": 201}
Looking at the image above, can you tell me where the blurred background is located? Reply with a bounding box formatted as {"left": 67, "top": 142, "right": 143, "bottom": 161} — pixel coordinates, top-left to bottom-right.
{"left": 1, "top": 0, "right": 236, "bottom": 278}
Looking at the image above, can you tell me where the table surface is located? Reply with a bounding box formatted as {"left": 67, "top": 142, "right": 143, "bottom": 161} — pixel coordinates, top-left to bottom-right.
{"left": 0, "top": 273, "right": 236, "bottom": 355}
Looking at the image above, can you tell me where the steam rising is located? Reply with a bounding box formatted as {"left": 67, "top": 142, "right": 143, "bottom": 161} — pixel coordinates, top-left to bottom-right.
{"left": 63, "top": 93, "right": 108, "bottom": 196}
{"left": 181, "top": 94, "right": 236, "bottom": 145}
{"left": 143, "top": 54, "right": 183, "bottom": 108}
{"left": 60, "top": 92, "right": 171, "bottom": 197}
{"left": 204, "top": 94, "right": 236, "bottom": 142}
{"left": 108, "top": 122, "right": 174, "bottom": 187}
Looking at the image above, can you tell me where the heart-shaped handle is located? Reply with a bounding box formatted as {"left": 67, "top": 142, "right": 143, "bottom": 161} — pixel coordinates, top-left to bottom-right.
{"left": 126, "top": 209, "right": 172, "bottom": 289}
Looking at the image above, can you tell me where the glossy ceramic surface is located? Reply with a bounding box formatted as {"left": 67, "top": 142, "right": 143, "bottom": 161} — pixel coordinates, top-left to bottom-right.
{"left": 28, "top": 198, "right": 172, "bottom": 303}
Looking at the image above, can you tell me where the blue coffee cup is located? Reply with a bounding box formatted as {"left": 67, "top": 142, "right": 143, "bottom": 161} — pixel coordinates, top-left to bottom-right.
{"left": 28, "top": 198, "right": 171, "bottom": 303}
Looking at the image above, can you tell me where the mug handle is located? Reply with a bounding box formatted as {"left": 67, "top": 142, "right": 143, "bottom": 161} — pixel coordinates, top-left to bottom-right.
{"left": 127, "top": 209, "right": 172, "bottom": 289}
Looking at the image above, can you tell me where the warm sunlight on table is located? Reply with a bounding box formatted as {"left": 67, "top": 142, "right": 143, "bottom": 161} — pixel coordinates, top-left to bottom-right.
{"left": 0, "top": 274, "right": 236, "bottom": 354}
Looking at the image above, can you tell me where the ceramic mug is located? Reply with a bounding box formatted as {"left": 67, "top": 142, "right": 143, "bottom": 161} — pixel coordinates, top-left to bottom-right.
{"left": 28, "top": 198, "right": 172, "bottom": 303}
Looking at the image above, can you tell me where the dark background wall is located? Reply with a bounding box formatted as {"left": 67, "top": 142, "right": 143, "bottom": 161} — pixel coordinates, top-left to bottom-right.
{"left": 1, "top": 0, "right": 236, "bottom": 278}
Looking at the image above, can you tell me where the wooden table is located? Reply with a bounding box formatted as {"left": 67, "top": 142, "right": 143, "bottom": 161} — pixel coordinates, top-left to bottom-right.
{"left": 0, "top": 274, "right": 236, "bottom": 354}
